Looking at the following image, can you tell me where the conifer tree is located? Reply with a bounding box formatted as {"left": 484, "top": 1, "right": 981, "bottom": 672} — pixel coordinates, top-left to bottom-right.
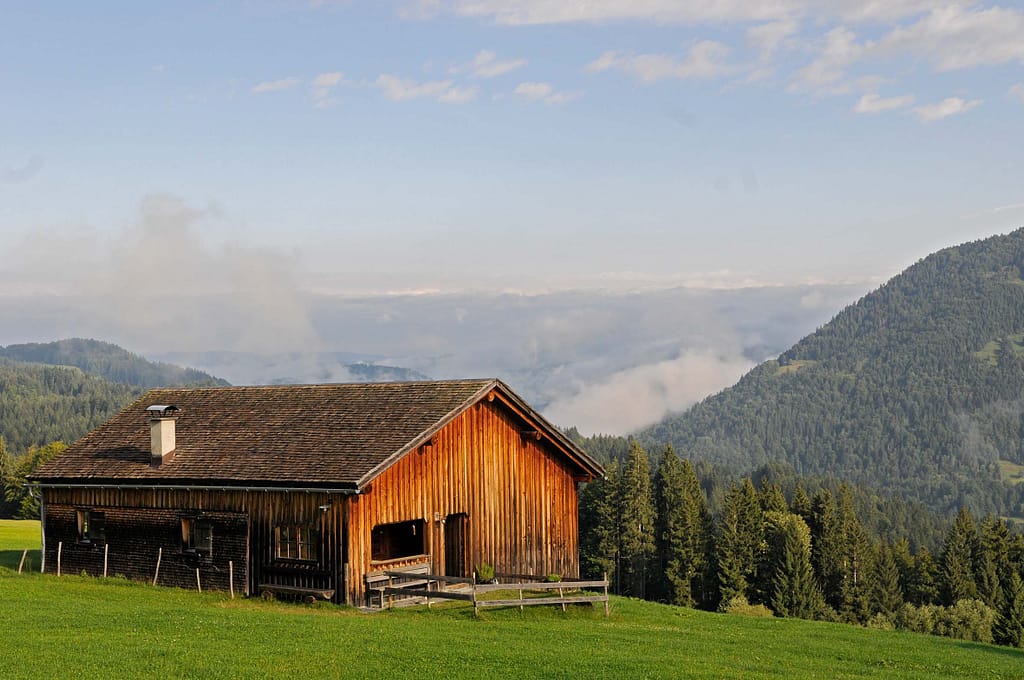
{"left": 617, "top": 442, "right": 655, "bottom": 599}
{"left": 765, "top": 511, "right": 825, "bottom": 619}
{"left": 578, "top": 461, "right": 620, "bottom": 583}
{"left": 758, "top": 479, "right": 788, "bottom": 514}
{"left": 653, "top": 447, "right": 708, "bottom": 607}
{"left": 809, "top": 489, "right": 845, "bottom": 611}
{"left": 790, "top": 483, "right": 811, "bottom": 523}
{"left": 994, "top": 571, "right": 1024, "bottom": 648}
{"left": 943, "top": 507, "right": 980, "bottom": 604}
{"left": 871, "top": 543, "right": 904, "bottom": 618}
{"left": 976, "top": 514, "right": 1011, "bottom": 611}
{"left": 716, "top": 479, "right": 763, "bottom": 606}
{"left": 909, "top": 547, "right": 941, "bottom": 605}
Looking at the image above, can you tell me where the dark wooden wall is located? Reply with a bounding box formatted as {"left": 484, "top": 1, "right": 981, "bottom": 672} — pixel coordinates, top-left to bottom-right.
{"left": 42, "top": 488, "right": 344, "bottom": 600}
{"left": 346, "top": 398, "right": 581, "bottom": 604}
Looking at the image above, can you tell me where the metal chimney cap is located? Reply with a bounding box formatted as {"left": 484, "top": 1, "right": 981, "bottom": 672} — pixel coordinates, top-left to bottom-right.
{"left": 146, "top": 405, "right": 180, "bottom": 417}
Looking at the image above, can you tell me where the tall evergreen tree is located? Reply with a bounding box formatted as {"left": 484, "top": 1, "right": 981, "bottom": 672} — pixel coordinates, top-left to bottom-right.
{"left": 976, "top": 514, "right": 1011, "bottom": 611}
{"left": 871, "top": 543, "right": 905, "bottom": 619}
{"left": 578, "top": 462, "right": 620, "bottom": 583}
{"left": 908, "top": 547, "right": 941, "bottom": 605}
{"left": 809, "top": 489, "right": 845, "bottom": 612}
{"left": 765, "top": 511, "right": 825, "bottom": 619}
{"left": 653, "top": 447, "right": 708, "bottom": 607}
{"left": 617, "top": 442, "right": 655, "bottom": 599}
{"left": 943, "top": 507, "right": 980, "bottom": 605}
{"left": 994, "top": 571, "right": 1024, "bottom": 648}
{"left": 837, "top": 486, "right": 875, "bottom": 623}
{"left": 716, "top": 478, "right": 763, "bottom": 607}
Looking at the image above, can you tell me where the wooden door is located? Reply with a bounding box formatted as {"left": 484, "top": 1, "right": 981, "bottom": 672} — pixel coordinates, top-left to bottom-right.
{"left": 444, "top": 513, "right": 468, "bottom": 577}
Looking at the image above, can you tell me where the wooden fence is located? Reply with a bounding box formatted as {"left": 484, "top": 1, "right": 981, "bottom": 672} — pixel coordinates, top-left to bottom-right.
{"left": 373, "top": 570, "right": 609, "bottom": 616}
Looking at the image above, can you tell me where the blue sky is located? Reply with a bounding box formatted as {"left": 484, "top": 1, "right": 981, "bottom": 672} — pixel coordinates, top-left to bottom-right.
{"left": 3, "top": 0, "right": 1024, "bottom": 293}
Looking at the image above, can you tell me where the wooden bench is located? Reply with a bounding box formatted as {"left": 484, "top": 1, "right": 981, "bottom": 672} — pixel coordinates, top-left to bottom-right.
{"left": 258, "top": 583, "right": 335, "bottom": 603}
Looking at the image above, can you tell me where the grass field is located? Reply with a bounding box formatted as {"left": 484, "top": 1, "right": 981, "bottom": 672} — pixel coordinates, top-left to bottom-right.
{"left": 1, "top": 521, "right": 1022, "bottom": 679}
{"left": 0, "top": 519, "right": 41, "bottom": 571}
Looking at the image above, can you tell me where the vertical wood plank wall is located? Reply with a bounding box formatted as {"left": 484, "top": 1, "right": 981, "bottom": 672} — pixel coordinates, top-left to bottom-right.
{"left": 346, "top": 399, "right": 580, "bottom": 604}
{"left": 42, "top": 487, "right": 344, "bottom": 600}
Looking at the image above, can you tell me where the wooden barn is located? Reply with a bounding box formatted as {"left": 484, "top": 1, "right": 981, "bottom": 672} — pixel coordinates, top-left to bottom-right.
{"left": 28, "top": 379, "right": 603, "bottom": 605}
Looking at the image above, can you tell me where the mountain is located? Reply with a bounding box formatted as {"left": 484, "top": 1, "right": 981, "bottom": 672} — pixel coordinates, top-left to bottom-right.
{"left": 0, "top": 339, "right": 228, "bottom": 389}
{"left": 0, "top": 359, "right": 140, "bottom": 455}
{"left": 0, "top": 338, "right": 229, "bottom": 456}
{"left": 641, "top": 228, "right": 1024, "bottom": 519}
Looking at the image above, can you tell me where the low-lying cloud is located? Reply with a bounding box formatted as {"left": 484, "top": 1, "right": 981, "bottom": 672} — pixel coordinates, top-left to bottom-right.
{"left": 544, "top": 350, "right": 755, "bottom": 435}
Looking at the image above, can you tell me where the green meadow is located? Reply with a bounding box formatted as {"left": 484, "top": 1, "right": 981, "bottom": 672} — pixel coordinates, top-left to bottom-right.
{"left": 1, "top": 520, "right": 1021, "bottom": 679}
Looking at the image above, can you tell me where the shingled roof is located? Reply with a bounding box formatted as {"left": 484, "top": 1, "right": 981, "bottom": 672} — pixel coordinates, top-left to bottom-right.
{"left": 29, "top": 379, "right": 602, "bottom": 489}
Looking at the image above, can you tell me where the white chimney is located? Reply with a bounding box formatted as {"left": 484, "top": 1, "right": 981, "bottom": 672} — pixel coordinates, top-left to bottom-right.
{"left": 146, "top": 405, "right": 179, "bottom": 466}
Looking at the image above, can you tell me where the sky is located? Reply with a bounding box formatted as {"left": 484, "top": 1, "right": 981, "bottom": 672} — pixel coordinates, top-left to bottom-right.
{"left": 2, "top": 0, "right": 1022, "bottom": 295}
{"left": 1, "top": 2, "right": 1023, "bottom": 434}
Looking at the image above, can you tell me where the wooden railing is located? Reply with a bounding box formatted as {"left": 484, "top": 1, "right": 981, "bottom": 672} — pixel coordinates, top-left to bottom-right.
{"left": 372, "top": 570, "right": 609, "bottom": 616}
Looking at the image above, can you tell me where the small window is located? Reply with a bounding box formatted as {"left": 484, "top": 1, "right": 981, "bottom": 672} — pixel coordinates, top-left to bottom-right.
{"left": 275, "top": 525, "right": 319, "bottom": 562}
{"left": 371, "top": 519, "right": 424, "bottom": 562}
{"left": 77, "top": 509, "right": 105, "bottom": 544}
{"left": 181, "top": 517, "right": 213, "bottom": 556}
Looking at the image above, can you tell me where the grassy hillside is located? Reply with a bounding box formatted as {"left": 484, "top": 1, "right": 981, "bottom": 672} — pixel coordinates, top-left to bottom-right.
{"left": 643, "top": 228, "right": 1024, "bottom": 518}
{"left": 1, "top": 521, "right": 1020, "bottom": 679}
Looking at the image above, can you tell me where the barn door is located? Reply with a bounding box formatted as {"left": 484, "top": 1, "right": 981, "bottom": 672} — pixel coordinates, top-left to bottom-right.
{"left": 444, "top": 513, "right": 468, "bottom": 577}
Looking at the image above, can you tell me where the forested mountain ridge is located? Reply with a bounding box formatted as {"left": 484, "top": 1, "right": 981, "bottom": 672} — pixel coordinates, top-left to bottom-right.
{"left": 0, "top": 339, "right": 227, "bottom": 457}
{"left": 0, "top": 339, "right": 228, "bottom": 389}
{"left": 641, "top": 228, "right": 1024, "bottom": 518}
{"left": 0, "top": 359, "right": 140, "bottom": 456}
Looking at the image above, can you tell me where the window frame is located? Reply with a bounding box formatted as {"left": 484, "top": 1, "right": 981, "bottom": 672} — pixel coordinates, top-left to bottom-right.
{"left": 76, "top": 508, "right": 105, "bottom": 545}
{"left": 180, "top": 516, "right": 213, "bottom": 557}
{"left": 274, "top": 524, "right": 320, "bottom": 563}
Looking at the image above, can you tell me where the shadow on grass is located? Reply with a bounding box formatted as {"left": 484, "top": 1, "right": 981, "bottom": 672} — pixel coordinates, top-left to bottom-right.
{"left": 953, "top": 639, "right": 1024, "bottom": 661}
{"left": 0, "top": 549, "right": 40, "bottom": 572}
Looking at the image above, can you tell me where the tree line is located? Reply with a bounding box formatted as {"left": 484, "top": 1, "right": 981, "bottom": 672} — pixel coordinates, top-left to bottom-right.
{"left": 580, "top": 442, "right": 1024, "bottom": 649}
{"left": 0, "top": 437, "right": 65, "bottom": 519}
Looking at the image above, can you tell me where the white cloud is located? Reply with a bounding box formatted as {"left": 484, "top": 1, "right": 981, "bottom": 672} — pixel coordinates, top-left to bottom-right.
{"left": 746, "top": 19, "right": 799, "bottom": 60}
{"left": 404, "top": 0, "right": 799, "bottom": 26}
{"left": 251, "top": 77, "right": 301, "bottom": 93}
{"left": 513, "top": 81, "right": 580, "bottom": 104}
{"left": 913, "top": 97, "right": 982, "bottom": 122}
{"left": 853, "top": 92, "right": 913, "bottom": 113}
{"left": 376, "top": 74, "right": 477, "bottom": 103}
{"left": 821, "top": 0, "right": 970, "bottom": 23}
{"left": 311, "top": 71, "right": 344, "bottom": 107}
{"left": 544, "top": 350, "right": 755, "bottom": 435}
{"left": 459, "top": 50, "right": 527, "bottom": 78}
{"left": 792, "top": 27, "right": 869, "bottom": 90}
{"left": 1010, "top": 83, "right": 1024, "bottom": 104}
{"left": 587, "top": 41, "right": 732, "bottom": 83}
{"left": 876, "top": 5, "right": 1024, "bottom": 71}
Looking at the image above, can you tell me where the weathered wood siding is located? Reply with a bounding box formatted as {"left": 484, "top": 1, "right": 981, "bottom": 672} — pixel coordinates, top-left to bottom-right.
{"left": 346, "top": 399, "right": 580, "bottom": 604}
{"left": 41, "top": 488, "right": 345, "bottom": 600}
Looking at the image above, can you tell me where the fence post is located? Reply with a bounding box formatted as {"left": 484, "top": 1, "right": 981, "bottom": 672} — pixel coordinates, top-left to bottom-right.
{"left": 152, "top": 547, "right": 162, "bottom": 586}
{"left": 103, "top": 543, "right": 109, "bottom": 578}
{"left": 56, "top": 541, "right": 62, "bottom": 577}
{"left": 229, "top": 561, "right": 235, "bottom": 599}
{"left": 18, "top": 549, "right": 28, "bottom": 574}
{"left": 472, "top": 572, "right": 479, "bottom": 617}
{"left": 603, "top": 572, "right": 609, "bottom": 617}
{"left": 196, "top": 567, "right": 201, "bottom": 593}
